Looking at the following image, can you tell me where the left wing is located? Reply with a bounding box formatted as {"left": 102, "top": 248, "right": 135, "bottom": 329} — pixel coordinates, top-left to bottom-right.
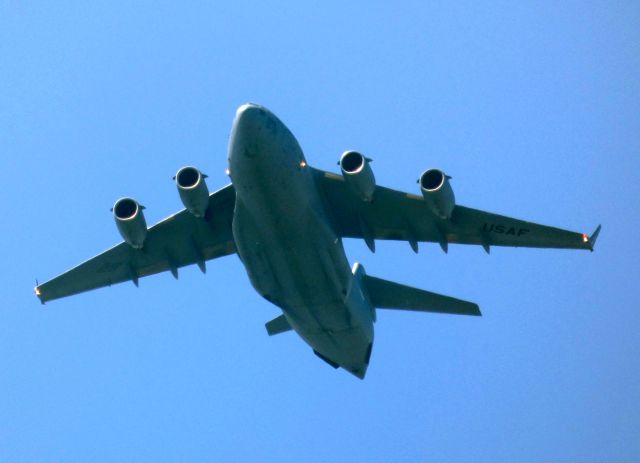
{"left": 314, "top": 168, "right": 600, "bottom": 253}
{"left": 36, "top": 184, "right": 236, "bottom": 303}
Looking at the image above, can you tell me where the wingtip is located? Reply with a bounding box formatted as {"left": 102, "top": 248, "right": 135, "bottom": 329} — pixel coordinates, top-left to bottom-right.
{"left": 34, "top": 285, "right": 45, "bottom": 305}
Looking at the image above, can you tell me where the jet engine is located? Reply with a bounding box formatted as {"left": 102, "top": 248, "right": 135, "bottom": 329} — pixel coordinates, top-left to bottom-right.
{"left": 175, "top": 166, "right": 210, "bottom": 217}
{"left": 419, "top": 168, "right": 455, "bottom": 219}
{"left": 113, "top": 197, "right": 147, "bottom": 248}
{"left": 339, "top": 151, "right": 376, "bottom": 202}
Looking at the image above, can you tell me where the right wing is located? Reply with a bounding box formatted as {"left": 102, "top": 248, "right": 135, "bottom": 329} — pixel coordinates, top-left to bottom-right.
{"left": 36, "top": 184, "right": 236, "bottom": 303}
{"left": 314, "top": 168, "right": 599, "bottom": 252}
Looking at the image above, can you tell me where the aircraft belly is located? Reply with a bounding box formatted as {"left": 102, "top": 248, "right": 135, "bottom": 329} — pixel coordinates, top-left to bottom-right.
{"left": 228, "top": 105, "right": 374, "bottom": 376}
{"left": 233, "top": 163, "right": 373, "bottom": 374}
{"left": 234, "top": 178, "right": 351, "bottom": 319}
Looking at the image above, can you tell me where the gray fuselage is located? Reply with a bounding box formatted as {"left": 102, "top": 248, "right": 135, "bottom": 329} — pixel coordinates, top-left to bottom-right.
{"left": 228, "top": 104, "right": 373, "bottom": 378}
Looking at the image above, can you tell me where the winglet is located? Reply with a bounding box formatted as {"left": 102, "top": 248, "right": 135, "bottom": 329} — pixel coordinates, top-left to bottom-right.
{"left": 587, "top": 224, "right": 601, "bottom": 252}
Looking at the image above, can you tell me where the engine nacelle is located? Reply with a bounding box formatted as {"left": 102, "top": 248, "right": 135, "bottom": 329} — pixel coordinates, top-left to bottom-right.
{"left": 175, "top": 166, "right": 209, "bottom": 217}
{"left": 419, "top": 168, "right": 455, "bottom": 219}
{"left": 339, "top": 151, "right": 376, "bottom": 202}
{"left": 113, "top": 197, "right": 147, "bottom": 248}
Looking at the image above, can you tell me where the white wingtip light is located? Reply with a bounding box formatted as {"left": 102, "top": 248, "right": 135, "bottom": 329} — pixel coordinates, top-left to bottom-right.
{"left": 34, "top": 284, "right": 45, "bottom": 305}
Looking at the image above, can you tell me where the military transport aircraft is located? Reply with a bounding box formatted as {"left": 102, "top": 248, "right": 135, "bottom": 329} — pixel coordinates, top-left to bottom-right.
{"left": 35, "top": 103, "right": 600, "bottom": 379}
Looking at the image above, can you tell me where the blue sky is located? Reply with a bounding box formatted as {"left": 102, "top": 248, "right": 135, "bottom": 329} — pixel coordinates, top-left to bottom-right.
{"left": 2, "top": 2, "right": 639, "bottom": 461}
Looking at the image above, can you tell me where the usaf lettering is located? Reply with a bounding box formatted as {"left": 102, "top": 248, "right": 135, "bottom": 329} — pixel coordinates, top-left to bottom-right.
{"left": 483, "top": 223, "right": 530, "bottom": 236}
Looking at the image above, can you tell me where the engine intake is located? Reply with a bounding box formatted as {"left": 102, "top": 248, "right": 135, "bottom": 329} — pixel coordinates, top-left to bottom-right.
{"left": 113, "top": 197, "right": 147, "bottom": 248}
{"left": 175, "top": 166, "right": 209, "bottom": 217}
{"left": 339, "top": 151, "right": 376, "bottom": 202}
{"left": 419, "top": 168, "right": 455, "bottom": 219}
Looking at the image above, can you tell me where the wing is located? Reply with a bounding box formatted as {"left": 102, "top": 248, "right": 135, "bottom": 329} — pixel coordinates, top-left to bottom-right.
{"left": 36, "top": 184, "right": 236, "bottom": 303}
{"left": 314, "top": 169, "right": 600, "bottom": 252}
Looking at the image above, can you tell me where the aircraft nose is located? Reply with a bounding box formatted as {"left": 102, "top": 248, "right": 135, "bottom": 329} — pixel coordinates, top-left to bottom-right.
{"left": 235, "top": 103, "right": 268, "bottom": 129}
{"left": 231, "top": 103, "right": 273, "bottom": 157}
{"left": 227, "top": 103, "right": 304, "bottom": 184}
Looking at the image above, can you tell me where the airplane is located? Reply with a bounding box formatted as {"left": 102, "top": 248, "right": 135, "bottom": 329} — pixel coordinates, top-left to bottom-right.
{"left": 35, "top": 103, "right": 601, "bottom": 379}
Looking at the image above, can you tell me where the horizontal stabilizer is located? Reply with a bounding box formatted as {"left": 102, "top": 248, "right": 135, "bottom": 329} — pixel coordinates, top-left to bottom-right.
{"left": 265, "top": 314, "right": 292, "bottom": 336}
{"left": 364, "top": 275, "right": 481, "bottom": 316}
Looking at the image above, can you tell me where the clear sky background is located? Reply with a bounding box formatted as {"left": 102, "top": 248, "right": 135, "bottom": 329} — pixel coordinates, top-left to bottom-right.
{"left": 2, "top": 2, "right": 639, "bottom": 462}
